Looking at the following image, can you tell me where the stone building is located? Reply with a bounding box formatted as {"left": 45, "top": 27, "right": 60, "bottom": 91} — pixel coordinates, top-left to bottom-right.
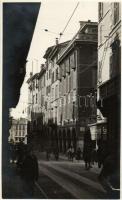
{"left": 57, "top": 20, "right": 98, "bottom": 152}
{"left": 27, "top": 21, "right": 98, "bottom": 153}
{"left": 41, "top": 21, "right": 98, "bottom": 152}
{"left": 37, "top": 64, "right": 47, "bottom": 150}
{"left": 9, "top": 118, "right": 28, "bottom": 144}
{"left": 97, "top": 2, "right": 121, "bottom": 152}
{"left": 27, "top": 72, "right": 40, "bottom": 146}
{"left": 43, "top": 40, "right": 70, "bottom": 149}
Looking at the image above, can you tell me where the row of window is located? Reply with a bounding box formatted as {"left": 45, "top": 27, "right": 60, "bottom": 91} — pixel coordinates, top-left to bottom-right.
{"left": 15, "top": 132, "right": 26, "bottom": 136}
{"left": 13, "top": 125, "right": 26, "bottom": 130}
{"left": 46, "top": 52, "right": 76, "bottom": 84}
{"left": 49, "top": 71, "right": 76, "bottom": 102}
{"left": 49, "top": 100, "right": 76, "bottom": 123}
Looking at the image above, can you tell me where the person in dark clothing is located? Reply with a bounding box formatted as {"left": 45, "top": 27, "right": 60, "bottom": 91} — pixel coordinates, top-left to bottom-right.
{"left": 91, "top": 148, "right": 98, "bottom": 165}
{"left": 76, "top": 147, "right": 81, "bottom": 162}
{"left": 46, "top": 148, "right": 51, "bottom": 161}
{"left": 97, "top": 139, "right": 107, "bottom": 168}
{"left": 21, "top": 146, "right": 39, "bottom": 197}
{"left": 83, "top": 128, "right": 92, "bottom": 170}
{"left": 54, "top": 147, "right": 59, "bottom": 161}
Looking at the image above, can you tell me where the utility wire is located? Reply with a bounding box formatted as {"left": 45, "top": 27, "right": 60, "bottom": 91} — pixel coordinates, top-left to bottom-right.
{"left": 40, "top": 2, "right": 79, "bottom": 42}
{"left": 41, "top": 28, "right": 74, "bottom": 36}
{"left": 59, "top": 2, "right": 80, "bottom": 41}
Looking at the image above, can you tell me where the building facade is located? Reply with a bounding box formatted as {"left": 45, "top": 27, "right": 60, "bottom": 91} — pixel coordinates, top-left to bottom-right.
{"left": 56, "top": 20, "right": 98, "bottom": 152}
{"left": 40, "top": 21, "right": 98, "bottom": 152}
{"left": 27, "top": 21, "right": 98, "bottom": 153}
{"left": 97, "top": 2, "right": 121, "bottom": 152}
{"left": 43, "top": 40, "right": 70, "bottom": 149}
{"left": 27, "top": 72, "right": 40, "bottom": 146}
{"left": 9, "top": 118, "right": 28, "bottom": 144}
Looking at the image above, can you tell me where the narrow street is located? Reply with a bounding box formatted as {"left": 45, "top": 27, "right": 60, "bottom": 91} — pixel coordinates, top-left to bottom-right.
{"left": 5, "top": 2, "right": 121, "bottom": 199}
{"left": 34, "top": 152, "right": 107, "bottom": 199}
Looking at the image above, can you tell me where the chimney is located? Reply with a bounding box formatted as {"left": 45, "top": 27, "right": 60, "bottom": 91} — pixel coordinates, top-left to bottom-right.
{"left": 79, "top": 21, "right": 86, "bottom": 28}
{"left": 79, "top": 20, "right": 91, "bottom": 27}
{"left": 56, "top": 38, "right": 58, "bottom": 45}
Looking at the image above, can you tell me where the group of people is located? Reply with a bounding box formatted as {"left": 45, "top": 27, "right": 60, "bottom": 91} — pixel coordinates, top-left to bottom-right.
{"left": 82, "top": 128, "right": 108, "bottom": 170}
{"left": 46, "top": 147, "right": 59, "bottom": 161}
{"left": 67, "top": 146, "right": 82, "bottom": 162}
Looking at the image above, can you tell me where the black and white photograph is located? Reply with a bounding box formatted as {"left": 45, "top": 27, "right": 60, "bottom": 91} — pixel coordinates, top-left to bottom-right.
{"left": 2, "top": 0, "right": 121, "bottom": 199}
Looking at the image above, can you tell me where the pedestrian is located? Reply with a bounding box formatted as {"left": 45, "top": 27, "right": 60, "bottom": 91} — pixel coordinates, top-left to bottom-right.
{"left": 70, "top": 146, "right": 75, "bottom": 162}
{"left": 46, "top": 148, "right": 50, "bottom": 161}
{"left": 54, "top": 147, "right": 59, "bottom": 161}
{"left": 67, "top": 147, "right": 72, "bottom": 160}
{"left": 76, "top": 147, "right": 81, "bottom": 162}
{"left": 91, "top": 148, "right": 97, "bottom": 165}
{"left": 21, "top": 146, "right": 39, "bottom": 198}
{"left": 97, "top": 139, "right": 107, "bottom": 168}
{"left": 83, "top": 128, "right": 92, "bottom": 170}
